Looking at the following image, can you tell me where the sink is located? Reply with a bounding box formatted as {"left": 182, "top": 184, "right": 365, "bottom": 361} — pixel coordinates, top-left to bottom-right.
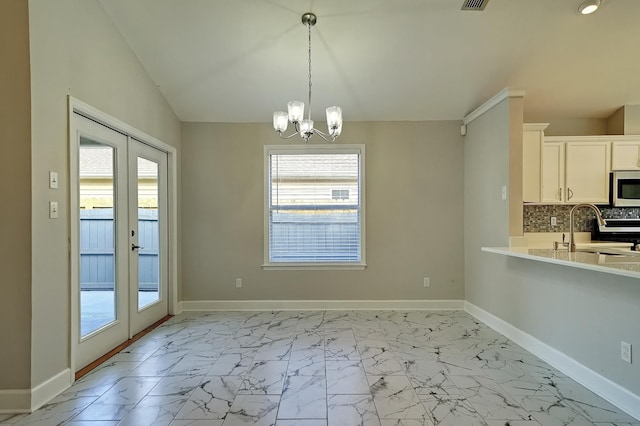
{"left": 577, "top": 247, "right": 640, "bottom": 256}
{"left": 575, "top": 241, "right": 633, "bottom": 250}
{"left": 575, "top": 247, "right": 640, "bottom": 264}
{"left": 597, "top": 254, "right": 640, "bottom": 264}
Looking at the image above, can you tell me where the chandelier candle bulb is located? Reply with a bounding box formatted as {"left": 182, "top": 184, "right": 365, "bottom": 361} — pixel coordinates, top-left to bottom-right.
{"left": 287, "top": 101, "right": 304, "bottom": 123}
{"left": 326, "top": 106, "right": 342, "bottom": 127}
{"left": 273, "top": 112, "right": 289, "bottom": 132}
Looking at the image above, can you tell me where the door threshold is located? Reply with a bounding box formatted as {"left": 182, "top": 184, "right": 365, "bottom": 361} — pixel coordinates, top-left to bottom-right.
{"left": 75, "top": 315, "right": 172, "bottom": 381}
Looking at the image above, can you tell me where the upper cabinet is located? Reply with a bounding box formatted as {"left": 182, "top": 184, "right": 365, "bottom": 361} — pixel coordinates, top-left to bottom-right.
{"left": 611, "top": 141, "right": 640, "bottom": 170}
{"left": 526, "top": 134, "right": 640, "bottom": 205}
{"left": 522, "top": 124, "right": 548, "bottom": 203}
{"left": 540, "top": 136, "right": 613, "bottom": 204}
{"left": 541, "top": 142, "right": 565, "bottom": 203}
{"left": 564, "top": 141, "right": 611, "bottom": 203}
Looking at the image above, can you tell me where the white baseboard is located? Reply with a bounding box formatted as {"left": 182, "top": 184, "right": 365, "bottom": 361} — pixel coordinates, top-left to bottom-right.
{"left": 464, "top": 301, "right": 640, "bottom": 421}
{"left": 31, "top": 369, "right": 72, "bottom": 412}
{"left": 175, "top": 300, "right": 184, "bottom": 315}
{"left": 0, "top": 369, "right": 71, "bottom": 414}
{"left": 181, "top": 299, "right": 465, "bottom": 312}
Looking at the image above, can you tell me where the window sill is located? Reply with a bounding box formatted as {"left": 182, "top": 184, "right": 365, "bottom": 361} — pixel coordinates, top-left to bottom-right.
{"left": 262, "top": 263, "right": 367, "bottom": 271}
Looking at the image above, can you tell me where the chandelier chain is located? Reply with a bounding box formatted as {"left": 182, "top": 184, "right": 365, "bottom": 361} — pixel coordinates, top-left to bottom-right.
{"left": 307, "top": 19, "right": 312, "bottom": 120}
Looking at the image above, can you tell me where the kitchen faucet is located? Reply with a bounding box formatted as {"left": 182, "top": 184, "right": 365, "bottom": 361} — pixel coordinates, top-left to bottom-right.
{"left": 567, "top": 203, "right": 607, "bottom": 252}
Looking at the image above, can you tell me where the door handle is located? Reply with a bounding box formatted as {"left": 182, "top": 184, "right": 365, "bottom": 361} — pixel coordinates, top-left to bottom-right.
{"left": 131, "top": 244, "right": 144, "bottom": 251}
{"left": 567, "top": 187, "right": 574, "bottom": 200}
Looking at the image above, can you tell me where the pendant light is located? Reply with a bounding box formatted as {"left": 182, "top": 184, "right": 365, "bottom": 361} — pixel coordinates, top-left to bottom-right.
{"left": 273, "top": 13, "right": 343, "bottom": 143}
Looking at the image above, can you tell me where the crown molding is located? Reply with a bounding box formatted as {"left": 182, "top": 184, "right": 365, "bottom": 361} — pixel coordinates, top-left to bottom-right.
{"left": 463, "top": 88, "right": 526, "bottom": 126}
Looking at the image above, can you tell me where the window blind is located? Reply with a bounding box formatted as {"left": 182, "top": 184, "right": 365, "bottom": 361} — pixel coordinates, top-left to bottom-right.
{"left": 268, "top": 151, "right": 361, "bottom": 263}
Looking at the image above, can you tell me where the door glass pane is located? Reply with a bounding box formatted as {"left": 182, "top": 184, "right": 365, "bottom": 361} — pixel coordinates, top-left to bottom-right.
{"left": 79, "top": 140, "right": 116, "bottom": 337}
{"left": 137, "top": 156, "right": 160, "bottom": 309}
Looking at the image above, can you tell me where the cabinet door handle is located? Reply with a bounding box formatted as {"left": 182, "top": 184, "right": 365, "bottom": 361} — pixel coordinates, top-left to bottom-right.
{"left": 567, "top": 187, "right": 574, "bottom": 200}
{"left": 558, "top": 187, "right": 562, "bottom": 201}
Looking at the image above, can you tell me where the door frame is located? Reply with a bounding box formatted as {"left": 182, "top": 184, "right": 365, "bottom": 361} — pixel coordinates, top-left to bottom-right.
{"left": 68, "top": 96, "right": 179, "bottom": 380}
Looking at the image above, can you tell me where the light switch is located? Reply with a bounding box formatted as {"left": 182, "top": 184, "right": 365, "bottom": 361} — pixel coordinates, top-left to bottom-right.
{"left": 49, "top": 201, "right": 59, "bottom": 219}
{"left": 501, "top": 185, "right": 507, "bottom": 201}
{"left": 49, "top": 171, "right": 59, "bottom": 189}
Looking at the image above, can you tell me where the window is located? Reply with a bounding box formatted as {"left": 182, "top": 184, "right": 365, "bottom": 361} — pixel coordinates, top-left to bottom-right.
{"left": 331, "top": 189, "right": 350, "bottom": 200}
{"left": 264, "top": 145, "right": 365, "bottom": 269}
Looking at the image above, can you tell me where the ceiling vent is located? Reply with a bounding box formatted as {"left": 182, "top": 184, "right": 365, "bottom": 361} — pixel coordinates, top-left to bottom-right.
{"left": 461, "top": 0, "right": 489, "bottom": 11}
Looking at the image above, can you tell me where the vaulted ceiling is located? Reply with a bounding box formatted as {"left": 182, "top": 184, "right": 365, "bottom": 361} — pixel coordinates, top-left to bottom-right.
{"left": 98, "top": 0, "right": 640, "bottom": 123}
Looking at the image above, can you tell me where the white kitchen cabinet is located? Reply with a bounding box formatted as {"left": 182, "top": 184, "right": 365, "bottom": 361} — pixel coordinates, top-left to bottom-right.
{"left": 522, "top": 123, "right": 548, "bottom": 203}
{"left": 541, "top": 138, "right": 611, "bottom": 204}
{"left": 611, "top": 141, "right": 640, "bottom": 170}
{"left": 536, "top": 135, "right": 640, "bottom": 205}
{"left": 541, "top": 142, "right": 565, "bottom": 202}
{"left": 564, "top": 142, "right": 611, "bottom": 203}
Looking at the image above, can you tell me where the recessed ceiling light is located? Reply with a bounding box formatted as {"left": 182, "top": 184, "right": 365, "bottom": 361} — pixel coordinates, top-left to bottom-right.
{"left": 578, "top": 0, "right": 601, "bottom": 15}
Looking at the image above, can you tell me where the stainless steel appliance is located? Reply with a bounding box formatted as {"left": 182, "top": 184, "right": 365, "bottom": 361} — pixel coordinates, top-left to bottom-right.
{"left": 593, "top": 218, "right": 640, "bottom": 249}
{"left": 611, "top": 171, "right": 640, "bottom": 206}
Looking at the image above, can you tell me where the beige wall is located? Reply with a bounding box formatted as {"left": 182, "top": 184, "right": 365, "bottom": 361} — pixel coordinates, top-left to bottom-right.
{"left": 0, "top": 0, "right": 32, "bottom": 390}
{"left": 464, "top": 99, "right": 511, "bottom": 305}
{"left": 181, "top": 121, "right": 464, "bottom": 301}
{"left": 28, "top": 0, "right": 180, "bottom": 387}
{"left": 540, "top": 118, "right": 608, "bottom": 136}
{"left": 623, "top": 105, "right": 640, "bottom": 135}
{"left": 465, "top": 97, "right": 640, "bottom": 396}
{"left": 606, "top": 105, "right": 640, "bottom": 135}
{"left": 607, "top": 107, "right": 625, "bottom": 135}
{"left": 526, "top": 107, "right": 640, "bottom": 137}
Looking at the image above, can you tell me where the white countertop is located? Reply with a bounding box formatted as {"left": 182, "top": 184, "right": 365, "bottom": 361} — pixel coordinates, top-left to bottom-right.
{"left": 510, "top": 233, "right": 633, "bottom": 249}
{"left": 482, "top": 246, "right": 640, "bottom": 279}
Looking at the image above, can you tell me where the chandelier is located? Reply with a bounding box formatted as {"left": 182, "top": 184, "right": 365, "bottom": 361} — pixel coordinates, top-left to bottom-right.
{"left": 273, "top": 13, "right": 343, "bottom": 143}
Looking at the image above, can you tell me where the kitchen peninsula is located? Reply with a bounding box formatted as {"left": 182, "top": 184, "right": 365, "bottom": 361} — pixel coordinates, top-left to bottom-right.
{"left": 463, "top": 91, "right": 640, "bottom": 421}
{"left": 482, "top": 246, "right": 640, "bottom": 279}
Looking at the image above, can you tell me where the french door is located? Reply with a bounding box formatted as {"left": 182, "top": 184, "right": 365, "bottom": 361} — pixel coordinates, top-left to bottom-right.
{"left": 71, "top": 113, "right": 168, "bottom": 372}
{"left": 128, "top": 139, "right": 168, "bottom": 336}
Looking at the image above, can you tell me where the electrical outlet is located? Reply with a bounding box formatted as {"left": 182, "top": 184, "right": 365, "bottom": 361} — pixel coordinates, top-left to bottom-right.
{"left": 621, "top": 341, "right": 632, "bottom": 363}
{"left": 423, "top": 277, "right": 430, "bottom": 287}
{"left": 501, "top": 185, "right": 507, "bottom": 200}
{"left": 551, "top": 216, "right": 557, "bottom": 226}
{"left": 235, "top": 278, "right": 242, "bottom": 288}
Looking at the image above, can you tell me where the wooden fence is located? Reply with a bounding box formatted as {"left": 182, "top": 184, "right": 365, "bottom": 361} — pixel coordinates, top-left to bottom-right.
{"left": 80, "top": 208, "right": 159, "bottom": 291}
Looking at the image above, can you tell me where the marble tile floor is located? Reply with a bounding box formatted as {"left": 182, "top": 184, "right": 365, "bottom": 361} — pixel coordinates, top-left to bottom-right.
{"left": 1, "top": 310, "right": 638, "bottom": 426}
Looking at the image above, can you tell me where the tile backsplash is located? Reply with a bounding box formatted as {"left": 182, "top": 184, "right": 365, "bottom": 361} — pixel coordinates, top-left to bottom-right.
{"left": 523, "top": 205, "right": 640, "bottom": 233}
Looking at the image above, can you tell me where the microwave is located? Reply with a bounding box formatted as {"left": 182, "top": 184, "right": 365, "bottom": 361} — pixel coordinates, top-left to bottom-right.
{"left": 611, "top": 171, "right": 640, "bottom": 206}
